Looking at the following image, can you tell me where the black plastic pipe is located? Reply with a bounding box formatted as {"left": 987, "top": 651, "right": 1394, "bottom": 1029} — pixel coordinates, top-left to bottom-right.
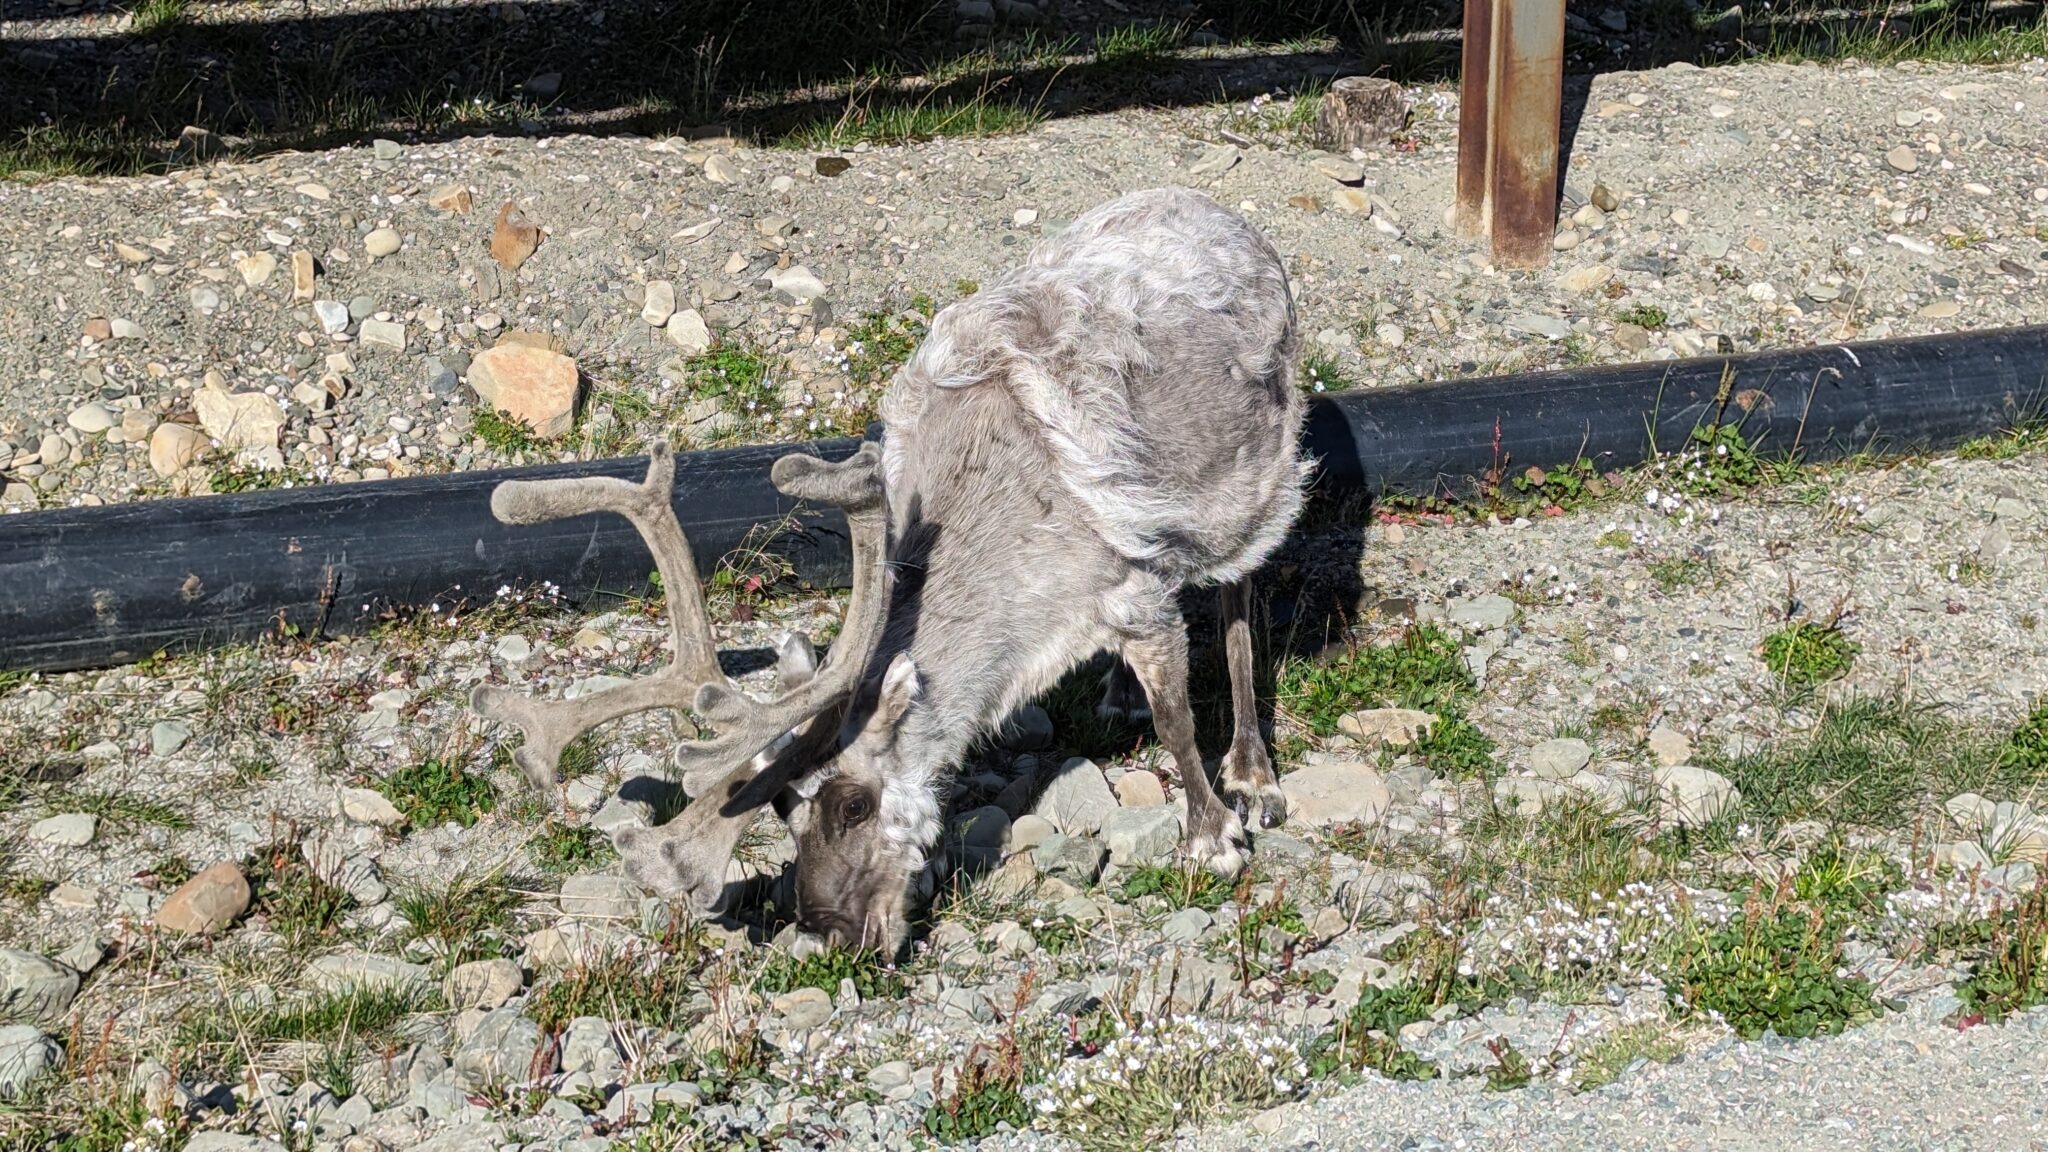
{"left": 3, "top": 324, "right": 2044, "bottom": 673}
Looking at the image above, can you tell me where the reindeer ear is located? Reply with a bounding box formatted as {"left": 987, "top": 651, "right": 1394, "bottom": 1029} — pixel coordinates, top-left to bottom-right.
{"left": 877, "top": 653, "right": 921, "bottom": 727}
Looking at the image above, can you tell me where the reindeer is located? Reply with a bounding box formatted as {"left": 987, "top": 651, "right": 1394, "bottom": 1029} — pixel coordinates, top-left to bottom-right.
{"left": 472, "top": 187, "right": 1307, "bottom": 954}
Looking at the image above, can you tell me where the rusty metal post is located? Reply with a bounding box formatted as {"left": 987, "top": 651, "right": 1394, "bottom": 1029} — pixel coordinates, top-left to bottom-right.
{"left": 1454, "top": 0, "right": 1566, "bottom": 268}
{"left": 1453, "top": 0, "right": 1495, "bottom": 238}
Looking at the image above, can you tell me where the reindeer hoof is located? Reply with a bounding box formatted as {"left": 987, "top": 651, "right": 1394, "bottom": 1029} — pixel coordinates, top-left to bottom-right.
{"left": 1186, "top": 807, "right": 1248, "bottom": 879}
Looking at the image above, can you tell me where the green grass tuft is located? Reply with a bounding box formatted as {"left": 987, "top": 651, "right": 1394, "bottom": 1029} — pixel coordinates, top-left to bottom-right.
{"left": 1761, "top": 620, "right": 1858, "bottom": 688}
{"left": 377, "top": 759, "right": 498, "bottom": 828}
{"left": 755, "top": 947, "right": 906, "bottom": 1000}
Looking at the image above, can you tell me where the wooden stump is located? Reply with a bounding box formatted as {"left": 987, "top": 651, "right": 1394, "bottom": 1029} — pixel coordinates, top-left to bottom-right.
{"left": 1315, "top": 77, "right": 1411, "bottom": 151}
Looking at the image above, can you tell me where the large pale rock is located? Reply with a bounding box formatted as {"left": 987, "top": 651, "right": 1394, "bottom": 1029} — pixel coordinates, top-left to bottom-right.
{"left": 444, "top": 959, "right": 525, "bottom": 1011}
{"left": 304, "top": 952, "right": 434, "bottom": 996}
{"left": 1528, "top": 738, "right": 1592, "bottom": 780}
{"left": 468, "top": 344, "right": 579, "bottom": 438}
{"left": 665, "top": 308, "right": 711, "bottom": 353}
{"left": 0, "top": 952, "right": 78, "bottom": 1027}
{"left": 1114, "top": 771, "right": 1167, "bottom": 807}
{"left": 28, "top": 814, "right": 95, "bottom": 847}
{"left": 1653, "top": 764, "right": 1739, "bottom": 828}
{"left": 154, "top": 862, "right": 251, "bottom": 935}
{"left": 0, "top": 1026, "right": 61, "bottom": 1101}
{"left": 1280, "top": 762, "right": 1391, "bottom": 827}
{"left": 1030, "top": 757, "right": 1118, "bottom": 835}
{"left": 1102, "top": 806, "right": 1181, "bottom": 866}
{"left": 1647, "top": 725, "right": 1694, "bottom": 767}
{"left": 193, "top": 388, "right": 285, "bottom": 452}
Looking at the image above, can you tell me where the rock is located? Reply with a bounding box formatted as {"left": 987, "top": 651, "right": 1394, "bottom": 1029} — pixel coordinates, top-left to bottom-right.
{"left": 1934, "top": 841, "right": 1993, "bottom": 872}
{"left": 1494, "top": 776, "right": 1560, "bottom": 815}
{"left": 1280, "top": 762, "right": 1391, "bottom": 827}
{"left": 468, "top": 344, "right": 580, "bottom": 438}
{"left": 443, "top": 959, "right": 524, "bottom": 1011}
{"left": 1114, "top": 771, "right": 1167, "bottom": 807}
{"left": 1505, "top": 313, "right": 1571, "bottom": 340}
{"left": 666, "top": 308, "right": 712, "bottom": 353}
{"left": 1316, "top": 75, "right": 1411, "bottom": 149}
{"left": 1590, "top": 181, "right": 1620, "bottom": 211}
{"left": 0, "top": 952, "right": 79, "bottom": 1027}
{"left": 1647, "top": 726, "right": 1693, "bottom": 766}
{"left": 363, "top": 228, "right": 402, "bottom": 258}
{"left": 1001, "top": 705, "right": 1055, "bottom": 750}
{"left": 313, "top": 299, "right": 351, "bottom": 334}
{"left": 815, "top": 156, "right": 851, "bottom": 177}
{"left": 185, "top": 1137, "right": 286, "bottom": 1152}
{"left": 66, "top": 403, "right": 117, "bottom": 434}
{"left": 1035, "top": 835, "right": 1108, "bottom": 884}
{"left": 1331, "top": 187, "right": 1373, "bottom": 216}
{"left": 452, "top": 1009, "right": 542, "bottom": 1092}
{"left": 1946, "top": 793, "right": 1996, "bottom": 834}
{"left": 28, "top": 814, "right": 95, "bottom": 848}
{"left": 1031, "top": 757, "right": 1118, "bottom": 835}
{"left": 340, "top": 787, "right": 405, "bottom": 827}
{"left": 1103, "top": 806, "right": 1181, "bottom": 865}
{"left": 642, "top": 280, "right": 677, "bottom": 326}
{"left": 195, "top": 387, "right": 285, "bottom": 453}
{"left": 560, "top": 874, "right": 640, "bottom": 921}
{"left": 1558, "top": 770, "right": 1630, "bottom": 813}
{"left": 772, "top": 987, "right": 834, "bottom": 1030}
{"left": 1337, "top": 708, "right": 1436, "bottom": 746}
{"left": 429, "top": 184, "right": 474, "bottom": 213}
{"left": 305, "top": 953, "right": 434, "bottom": 996}
{"left": 1559, "top": 264, "right": 1613, "bottom": 294}
{"left": 702, "top": 154, "right": 739, "bottom": 184}
{"left": 1187, "top": 144, "right": 1241, "bottom": 179}
{"left": 1448, "top": 594, "right": 1515, "bottom": 629}
{"left": 148, "top": 423, "right": 207, "bottom": 477}
{"left": 291, "top": 250, "right": 317, "bottom": 300}
{"left": 766, "top": 265, "right": 828, "bottom": 303}
{"left": 1528, "top": 738, "right": 1592, "bottom": 780}
{"left": 1004, "top": 814, "right": 1056, "bottom": 854}
{"left": 154, "top": 863, "right": 251, "bottom": 935}
{"left": 952, "top": 806, "right": 1010, "bottom": 850}
{"left": 1160, "top": 907, "right": 1212, "bottom": 944}
{"left": 358, "top": 319, "right": 406, "bottom": 351}
{"left": 1885, "top": 145, "right": 1919, "bottom": 173}
{"left": 0, "top": 1026, "right": 61, "bottom": 1102}
{"left": 1310, "top": 156, "right": 1365, "bottom": 185}
{"left": 1653, "top": 764, "right": 1739, "bottom": 828}
{"left": 147, "top": 719, "right": 193, "bottom": 758}
{"left": 490, "top": 202, "right": 542, "bottom": 271}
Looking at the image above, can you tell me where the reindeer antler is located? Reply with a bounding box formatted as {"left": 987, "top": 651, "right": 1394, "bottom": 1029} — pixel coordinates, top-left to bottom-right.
{"left": 470, "top": 439, "right": 889, "bottom": 790}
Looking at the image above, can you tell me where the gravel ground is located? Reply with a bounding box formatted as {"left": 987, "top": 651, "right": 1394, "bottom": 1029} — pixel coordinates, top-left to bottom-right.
{"left": 1192, "top": 1001, "right": 2048, "bottom": 1151}
{"left": 3, "top": 57, "right": 2045, "bottom": 511}
{"left": 5, "top": 48, "right": 2048, "bottom": 1152}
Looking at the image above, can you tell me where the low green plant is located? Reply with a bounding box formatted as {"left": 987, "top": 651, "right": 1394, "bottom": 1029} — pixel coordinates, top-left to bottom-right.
{"left": 1672, "top": 907, "right": 1875, "bottom": 1039}
{"left": 394, "top": 866, "right": 522, "bottom": 968}
{"left": 1119, "top": 864, "right": 1229, "bottom": 912}
{"left": 1508, "top": 457, "right": 1607, "bottom": 511}
{"left": 1483, "top": 1038, "right": 1532, "bottom": 1090}
{"left": 377, "top": 758, "right": 498, "bottom": 827}
{"left": 1616, "top": 302, "right": 1668, "bottom": 329}
{"left": 528, "top": 819, "right": 618, "bottom": 873}
{"left": 1761, "top": 620, "right": 1858, "bottom": 688}
{"left": 528, "top": 924, "right": 708, "bottom": 1032}
{"left": 1301, "top": 352, "right": 1356, "bottom": 394}
{"left": 1412, "top": 712, "right": 1497, "bottom": 777}
{"left": 924, "top": 1038, "right": 1033, "bottom": 1143}
{"left": 1649, "top": 555, "right": 1712, "bottom": 591}
{"left": 1997, "top": 702, "right": 2048, "bottom": 775}
{"left": 685, "top": 345, "right": 783, "bottom": 433}
{"left": 1954, "top": 887, "right": 2048, "bottom": 1022}
{"left": 247, "top": 841, "right": 357, "bottom": 949}
{"left": 1307, "top": 982, "right": 1442, "bottom": 1082}
{"left": 754, "top": 946, "right": 905, "bottom": 1000}
{"left": 1276, "top": 624, "right": 1475, "bottom": 736}
{"left": 1569, "top": 1021, "right": 1685, "bottom": 1091}
{"left": 474, "top": 406, "right": 549, "bottom": 453}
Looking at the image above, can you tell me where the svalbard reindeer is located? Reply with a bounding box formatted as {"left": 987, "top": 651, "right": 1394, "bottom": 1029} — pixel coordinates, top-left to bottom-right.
{"left": 470, "top": 187, "right": 1307, "bottom": 955}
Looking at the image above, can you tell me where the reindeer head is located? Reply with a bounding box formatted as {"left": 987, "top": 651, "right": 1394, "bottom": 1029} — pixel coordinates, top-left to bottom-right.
{"left": 787, "top": 651, "right": 939, "bottom": 955}
{"left": 467, "top": 439, "right": 893, "bottom": 919}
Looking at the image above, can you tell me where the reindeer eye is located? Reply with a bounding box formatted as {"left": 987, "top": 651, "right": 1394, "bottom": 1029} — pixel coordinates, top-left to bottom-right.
{"left": 841, "top": 794, "right": 873, "bottom": 827}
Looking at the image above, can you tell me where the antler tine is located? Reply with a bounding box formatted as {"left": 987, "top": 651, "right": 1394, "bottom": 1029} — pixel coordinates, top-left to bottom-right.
{"left": 471, "top": 441, "right": 730, "bottom": 786}
{"left": 672, "top": 441, "right": 891, "bottom": 777}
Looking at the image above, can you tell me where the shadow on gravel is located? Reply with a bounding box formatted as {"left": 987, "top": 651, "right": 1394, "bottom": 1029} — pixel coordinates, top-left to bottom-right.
{"left": 6, "top": 0, "right": 2041, "bottom": 179}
